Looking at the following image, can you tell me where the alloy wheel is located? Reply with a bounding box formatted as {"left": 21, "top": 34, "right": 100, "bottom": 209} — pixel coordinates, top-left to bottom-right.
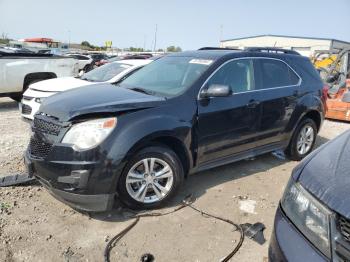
{"left": 125, "top": 158, "right": 174, "bottom": 203}
{"left": 297, "top": 125, "right": 315, "bottom": 155}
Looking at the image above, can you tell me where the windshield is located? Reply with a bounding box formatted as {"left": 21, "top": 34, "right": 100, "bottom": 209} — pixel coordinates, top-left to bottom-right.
{"left": 81, "top": 62, "right": 131, "bottom": 82}
{"left": 120, "top": 56, "right": 212, "bottom": 97}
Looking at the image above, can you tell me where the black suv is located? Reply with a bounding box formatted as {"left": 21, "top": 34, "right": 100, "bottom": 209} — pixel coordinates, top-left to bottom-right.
{"left": 25, "top": 47, "right": 326, "bottom": 211}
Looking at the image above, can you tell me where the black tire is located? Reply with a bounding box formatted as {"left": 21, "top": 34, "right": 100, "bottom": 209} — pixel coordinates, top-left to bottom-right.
{"left": 117, "top": 146, "right": 184, "bottom": 210}
{"left": 285, "top": 118, "right": 317, "bottom": 161}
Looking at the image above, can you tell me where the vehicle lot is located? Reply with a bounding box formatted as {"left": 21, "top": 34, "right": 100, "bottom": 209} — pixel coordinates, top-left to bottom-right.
{"left": 0, "top": 97, "right": 349, "bottom": 262}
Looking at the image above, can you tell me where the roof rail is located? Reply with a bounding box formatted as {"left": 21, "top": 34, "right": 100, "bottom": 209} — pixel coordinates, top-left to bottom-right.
{"left": 198, "top": 47, "right": 240, "bottom": 51}
{"left": 245, "top": 47, "right": 300, "bottom": 55}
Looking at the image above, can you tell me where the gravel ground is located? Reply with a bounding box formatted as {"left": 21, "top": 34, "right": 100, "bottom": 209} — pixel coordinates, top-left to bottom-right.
{"left": 0, "top": 97, "right": 349, "bottom": 262}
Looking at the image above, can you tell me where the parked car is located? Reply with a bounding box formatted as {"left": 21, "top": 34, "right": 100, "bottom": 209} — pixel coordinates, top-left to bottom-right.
{"left": 0, "top": 48, "right": 79, "bottom": 101}
{"left": 21, "top": 59, "right": 151, "bottom": 120}
{"left": 25, "top": 47, "right": 326, "bottom": 212}
{"left": 269, "top": 129, "right": 350, "bottom": 261}
{"left": 66, "top": 54, "right": 94, "bottom": 72}
{"left": 89, "top": 53, "right": 109, "bottom": 67}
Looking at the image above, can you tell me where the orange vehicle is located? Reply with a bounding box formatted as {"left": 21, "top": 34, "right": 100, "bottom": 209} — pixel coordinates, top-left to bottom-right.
{"left": 326, "top": 79, "right": 350, "bottom": 121}
{"left": 314, "top": 49, "right": 350, "bottom": 121}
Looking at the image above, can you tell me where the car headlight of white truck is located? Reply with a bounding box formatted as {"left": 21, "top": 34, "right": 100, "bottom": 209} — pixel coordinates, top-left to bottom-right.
{"left": 62, "top": 117, "right": 117, "bottom": 150}
{"left": 281, "top": 180, "right": 332, "bottom": 258}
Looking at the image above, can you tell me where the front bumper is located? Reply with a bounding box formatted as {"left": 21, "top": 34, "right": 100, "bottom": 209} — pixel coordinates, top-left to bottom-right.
{"left": 21, "top": 97, "right": 41, "bottom": 120}
{"left": 269, "top": 206, "right": 329, "bottom": 262}
{"left": 21, "top": 89, "right": 57, "bottom": 120}
{"left": 24, "top": 147, "right": 120, "bottom": 212}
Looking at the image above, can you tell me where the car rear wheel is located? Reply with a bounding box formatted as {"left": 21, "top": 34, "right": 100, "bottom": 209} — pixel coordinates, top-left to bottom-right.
{"left": 117, "top": 146, "right": 184, "bottom": 209}
{"left": 285, "top": 118, "right": 317, "bottom": 161}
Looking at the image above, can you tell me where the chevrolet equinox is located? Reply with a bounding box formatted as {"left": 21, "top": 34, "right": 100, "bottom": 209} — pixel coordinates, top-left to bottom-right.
{"left": 25, "top": 47, "right": 326, "bottom": 211}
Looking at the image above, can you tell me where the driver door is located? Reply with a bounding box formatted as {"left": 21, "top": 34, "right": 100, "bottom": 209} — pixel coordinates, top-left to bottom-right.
{"left": 196, "top": 58, "right": 261, "bottom": 165}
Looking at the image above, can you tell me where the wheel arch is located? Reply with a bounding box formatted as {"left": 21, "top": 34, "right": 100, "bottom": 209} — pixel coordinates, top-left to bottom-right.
{"left": 123, "top": 134, "right": 192, "bottom": 177}
{"left": 23, "top": 72, "right": 57, "bottom": 91}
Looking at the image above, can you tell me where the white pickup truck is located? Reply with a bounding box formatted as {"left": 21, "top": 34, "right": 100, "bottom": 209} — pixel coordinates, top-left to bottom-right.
{"left": 0, "top": 49, "right": 79, "bottom": 101}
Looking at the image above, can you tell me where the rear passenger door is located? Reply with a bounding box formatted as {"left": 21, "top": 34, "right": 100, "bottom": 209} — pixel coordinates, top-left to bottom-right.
{"left": 254, "top": 58, "right": 301, "bottom": 147}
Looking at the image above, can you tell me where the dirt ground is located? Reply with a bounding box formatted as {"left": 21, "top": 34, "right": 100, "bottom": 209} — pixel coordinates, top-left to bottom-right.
{"left": 0, "top": 97, "right": 349, "bottom": 262}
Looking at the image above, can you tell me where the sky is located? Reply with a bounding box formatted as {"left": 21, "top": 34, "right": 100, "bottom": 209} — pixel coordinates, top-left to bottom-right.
{"left": 0, "top": 0, "right": 349, "bottom": 50}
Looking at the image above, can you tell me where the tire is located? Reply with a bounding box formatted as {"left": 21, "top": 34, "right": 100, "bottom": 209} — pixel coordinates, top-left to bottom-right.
{"left": 117, "top": 146, "right": 184, "bottom": 210}
{"left": 285, "top": 118, "right": 317, "bottom": 161}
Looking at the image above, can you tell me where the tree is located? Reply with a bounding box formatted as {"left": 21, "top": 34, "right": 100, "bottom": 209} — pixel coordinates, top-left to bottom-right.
{"left": 166, "top": 46, "right": 182, "bottom": 52}
{"left": 81, "top": 41, "right": 91, "bottom": 47}
{"left": 128, "top": 47, "right": 144, "bottom": 52}
{"left": 175, "top": 46, "right": 182, "bottom": 52}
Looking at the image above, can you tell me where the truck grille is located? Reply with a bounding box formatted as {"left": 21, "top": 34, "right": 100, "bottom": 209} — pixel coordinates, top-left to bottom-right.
{"left": 33, "top": 118, "right": 61, "bottom": 136}
{"left": 29, "top": 135, "right": 53, "bottom": 159}
{"left": 22, "top": 104, "right": 32, "bottom": 115}
{"left": 339, "top": 216, "right": 350, "bottom": 242}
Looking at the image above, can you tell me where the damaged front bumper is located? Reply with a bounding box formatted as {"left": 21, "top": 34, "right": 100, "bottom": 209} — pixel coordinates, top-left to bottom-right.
{"left": 24, "top": 149, "right": 117, "bottom": 212}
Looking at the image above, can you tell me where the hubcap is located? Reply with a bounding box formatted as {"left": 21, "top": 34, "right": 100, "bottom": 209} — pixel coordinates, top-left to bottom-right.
{"left": 125, "top": 158, "right": 174, "bottom": 203}
{"left": 297, "top": 125, "right": 315, "bottom": 155}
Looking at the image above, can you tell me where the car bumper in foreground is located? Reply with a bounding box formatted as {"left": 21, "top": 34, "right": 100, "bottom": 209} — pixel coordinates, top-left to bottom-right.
{"left": 269, "top": 206, "right": 329, "bottom": 262}
{"left": 24, "top": 151, "right": 115, "bottom": 212}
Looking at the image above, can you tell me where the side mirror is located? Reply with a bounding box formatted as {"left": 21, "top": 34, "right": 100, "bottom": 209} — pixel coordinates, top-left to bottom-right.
{"left": 200, "top": 84, "right": 231, "bottom": 98}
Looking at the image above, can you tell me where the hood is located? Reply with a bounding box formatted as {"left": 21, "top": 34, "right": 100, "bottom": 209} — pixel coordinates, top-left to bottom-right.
{"left": 29, "top": 77, "right": 93, "bottom": 92}
{"left": 296, "top": 130, "right": 350, "bottom": 218}
{"left": 39, "top": 84, "right": 165, "bottom": 121}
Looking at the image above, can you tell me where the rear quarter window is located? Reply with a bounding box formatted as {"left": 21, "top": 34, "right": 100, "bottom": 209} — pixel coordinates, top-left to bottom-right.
{"left": 259, "top": 59, "right": 300, "bottom": 89}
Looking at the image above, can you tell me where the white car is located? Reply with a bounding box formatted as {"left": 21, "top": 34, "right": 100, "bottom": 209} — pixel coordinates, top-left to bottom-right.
{"left": 66, "top": 54, "right": 94, "bottom": 72}
{"left": 21, "top": 59, "right": 152, "bottom": 120}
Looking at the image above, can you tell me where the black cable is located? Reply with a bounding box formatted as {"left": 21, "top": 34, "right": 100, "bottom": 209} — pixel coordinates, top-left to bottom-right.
{"left": 104, "top": 195, "right": 245, "bottom": 262}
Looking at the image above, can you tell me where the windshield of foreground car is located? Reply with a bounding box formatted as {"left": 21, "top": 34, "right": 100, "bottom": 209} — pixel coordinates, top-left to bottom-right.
{"left": 81, "top": 62, "right": 132, "bottom": 82}
{"left": 119, "top": 56, "right": 212, "bottom": 97}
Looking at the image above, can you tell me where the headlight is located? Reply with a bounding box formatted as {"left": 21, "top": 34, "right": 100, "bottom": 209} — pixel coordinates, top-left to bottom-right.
{"left": 62, "top": 117, "right": 117, "bottom": 150}
{"left": 281, "top": 180, "right": 331, "bottom": 258}
{"left": 35, "top": 97, "right": 45, "bottom": 103}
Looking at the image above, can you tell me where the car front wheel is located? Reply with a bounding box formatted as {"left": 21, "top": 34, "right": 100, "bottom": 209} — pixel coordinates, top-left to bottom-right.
{"left": 117, "top": 146, "right": 184, "bottom": 209}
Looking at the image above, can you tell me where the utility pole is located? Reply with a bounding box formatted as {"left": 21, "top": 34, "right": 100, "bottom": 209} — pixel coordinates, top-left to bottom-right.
{"left": 68, "top": 30, "right": 71, "bottom": 49}
{"left": 220, "top": 24, "right": 223, "bottom": 44}
{"left": 153, "top": 24, "right": 157, "bottom": 52}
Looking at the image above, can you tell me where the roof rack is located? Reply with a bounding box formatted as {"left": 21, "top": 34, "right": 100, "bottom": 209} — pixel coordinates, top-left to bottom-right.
{"left": 198, "top": 47, "right": 240, "bottom": 51}
{"left": 245, "top": 47, "right": 300, "bottom": 55}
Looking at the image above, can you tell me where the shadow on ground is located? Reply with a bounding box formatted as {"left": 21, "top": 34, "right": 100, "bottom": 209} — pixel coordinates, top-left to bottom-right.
{"left": 0, "top": 100, "right": 19, "bottom": 113}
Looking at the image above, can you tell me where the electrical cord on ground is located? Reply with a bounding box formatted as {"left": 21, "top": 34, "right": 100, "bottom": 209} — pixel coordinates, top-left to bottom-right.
{"left": 104, "top": 194, "right": 245, "bottom": 262}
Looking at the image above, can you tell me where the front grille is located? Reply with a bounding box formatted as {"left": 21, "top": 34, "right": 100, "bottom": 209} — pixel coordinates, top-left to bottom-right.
{"left": 33, "top": 118, "right": 61, "bottom": 135}
{"left": 339, "top": 216, "right": 350, "bottom": 242}
{"left": 29, "top": 135, "right": 52, "bottom": 159}
{"left": 22, "top": 104, "right": 32, "bottom": 115}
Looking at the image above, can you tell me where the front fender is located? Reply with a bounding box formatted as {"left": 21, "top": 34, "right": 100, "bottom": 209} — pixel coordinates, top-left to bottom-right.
{"left": 107, "top": 112, "right": 193, "bottom": 180}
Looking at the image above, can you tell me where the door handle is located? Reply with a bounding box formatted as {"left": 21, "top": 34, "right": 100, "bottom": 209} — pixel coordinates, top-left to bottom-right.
{"left": 247, "top": 100, "right": 260, "bottom": 108}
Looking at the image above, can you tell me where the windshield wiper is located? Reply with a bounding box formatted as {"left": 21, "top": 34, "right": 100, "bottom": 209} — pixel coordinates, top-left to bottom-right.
{"left": 129, "top": 87, "right": 154, "bottom": 95}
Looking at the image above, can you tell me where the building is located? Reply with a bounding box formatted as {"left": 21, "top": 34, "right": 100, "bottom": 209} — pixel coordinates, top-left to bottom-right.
{"left": 220, "top": 35, "right": 350, "bottom": 57}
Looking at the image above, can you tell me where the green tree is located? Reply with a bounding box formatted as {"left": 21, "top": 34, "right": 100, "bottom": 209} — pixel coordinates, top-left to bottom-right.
{"left": 81, "top": 41, "right": 91, "bottom": 47}
{"left": 166, "top": 46, "right": 182, "bottom": 52}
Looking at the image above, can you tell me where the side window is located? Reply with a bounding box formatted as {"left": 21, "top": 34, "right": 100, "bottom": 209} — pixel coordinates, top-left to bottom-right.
{"left": 207, "top": 59, "right": 255, "bottom": 93}
{"left": 77, "top": 55, "right": 89, "bottom": 60}
{"left": 259, "top": 59, "right": 300, "bottom": 89}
